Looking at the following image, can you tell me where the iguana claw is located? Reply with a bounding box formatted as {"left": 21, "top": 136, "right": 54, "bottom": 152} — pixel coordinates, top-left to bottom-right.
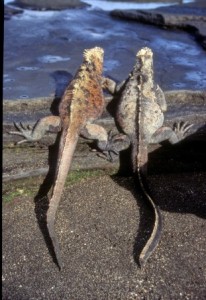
{"left": 98, "top": 131, "right": 130, "bottom": 162}
{"left": 174, "top": 121, "right": 193, "bottom": 141}
{"left": 9, "top": 122, "right": 35, "bottom": 144}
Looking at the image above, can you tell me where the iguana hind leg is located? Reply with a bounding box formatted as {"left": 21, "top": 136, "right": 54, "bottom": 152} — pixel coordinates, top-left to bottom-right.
{"left": 150, "top": 121, "right": 193, "bottom": 144}
{"left": 82, "top": 123, "right": 130, "bottom": 161}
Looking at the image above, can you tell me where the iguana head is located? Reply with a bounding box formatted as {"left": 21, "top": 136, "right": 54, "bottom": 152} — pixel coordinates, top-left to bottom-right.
{"left": 135, "top": 47, "right": 155, "bottom": 99}
{"left": 83, "top": 47, "right": 104, "bottom": 74}
{"left": 136, "top": 47, "right": 153, "bottom": 73}
{"left": 137, "top": 47, "right": 153, "bottom": 58}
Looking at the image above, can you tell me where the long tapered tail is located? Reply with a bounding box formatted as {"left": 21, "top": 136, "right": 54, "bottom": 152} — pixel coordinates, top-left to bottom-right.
{"left": 133, "top": 47, "right": 162, "bottom": 267}
{"left": 137, "top": 168, "right": 162, "bottom": 268}
{"left": 47, "top": 128, "right": 79, "bottom": 270}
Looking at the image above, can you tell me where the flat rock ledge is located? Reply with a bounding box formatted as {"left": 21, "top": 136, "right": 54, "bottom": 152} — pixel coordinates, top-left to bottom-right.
{"left": 3, "top": 90, "right": 206, "bottom": 182}
{"left": 111, "top": 1, "right": 206, "bottom": 50}
{"left": 3, "top": 90, "right": 206, "bottom": 126}
{"left": 7, "top": 0, "right": 88, "bottom": 11}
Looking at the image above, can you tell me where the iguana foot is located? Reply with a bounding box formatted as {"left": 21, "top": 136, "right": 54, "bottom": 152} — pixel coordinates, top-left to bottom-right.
{"left": 9, "top": 122, "right": 36, "bottom": 144}
{"left": 99, "top": 131, "right": 130, "bottom": 162}
{"left": 9, "top": 116, "right": 61, "bottom": 144}
{"left": 150, "top": 121, "right": 193, "bottom": 145}
{"left": 173, "top": 121, "right": 193, "bottom": 142}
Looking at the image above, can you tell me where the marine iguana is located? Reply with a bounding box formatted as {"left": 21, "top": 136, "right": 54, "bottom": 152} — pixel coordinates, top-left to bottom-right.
{"left": 102, "top": 47, "right": 192, "bottom": 267}
{"left": 10, "top": 47, "right": 113, "bottom": 269}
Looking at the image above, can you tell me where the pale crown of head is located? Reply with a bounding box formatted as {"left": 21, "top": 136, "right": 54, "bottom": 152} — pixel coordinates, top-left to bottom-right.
{"left": 83, "top": 47, "right": 104, "bottom": 63}
{"left": 136, "top": 47, "right": 153, "bottom": 58}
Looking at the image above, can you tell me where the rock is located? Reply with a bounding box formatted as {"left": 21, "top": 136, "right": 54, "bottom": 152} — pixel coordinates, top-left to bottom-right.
{"left": 4, "top": 5, "right": 23, "bottom": 20}
{"left": 3, "top": 91, "right": 206, "bottom": 145}
{"left": 111, "top": 1, "right": 206, "bottom": 50}
{"left": 12, "top": 0, "right": 89, "bottom": 10}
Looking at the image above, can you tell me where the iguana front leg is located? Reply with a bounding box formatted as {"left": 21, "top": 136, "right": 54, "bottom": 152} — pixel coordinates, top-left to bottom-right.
{"left": 102, "top": 77, "right": 125, "bottom": 94}
{"left": 155, "top": 84, "right": 167, "bottom": 112}
{"left": 9, "top": 116, "right": 61, "bottom": 144}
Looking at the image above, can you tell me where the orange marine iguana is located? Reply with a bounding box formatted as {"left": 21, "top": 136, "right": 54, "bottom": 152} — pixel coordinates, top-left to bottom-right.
{"left": 103, "top": 47, "right": 192, "bottom": 267}
{"left": 9, "top": 47, "right": 115, "bottom": 269}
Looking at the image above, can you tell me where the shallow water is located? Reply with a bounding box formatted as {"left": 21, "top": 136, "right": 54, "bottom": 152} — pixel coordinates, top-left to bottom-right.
{"left": 4, "top": 1, "right": 205, "bottom": 100}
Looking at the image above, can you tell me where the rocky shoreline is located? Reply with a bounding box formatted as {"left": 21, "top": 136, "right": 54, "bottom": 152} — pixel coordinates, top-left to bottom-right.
{"left": 3, "top": 90, "right": 206, "bottom": 182}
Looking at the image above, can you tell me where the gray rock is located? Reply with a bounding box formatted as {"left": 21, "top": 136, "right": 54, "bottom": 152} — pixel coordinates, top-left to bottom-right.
{"left": 111, "top": 1, "right": 206, "bottom": 49}
{"left": 4, "top": 5, "right": 23, "bottom": 20}
{"left": 13, "top": 0, "right": 89, "bottom": 10}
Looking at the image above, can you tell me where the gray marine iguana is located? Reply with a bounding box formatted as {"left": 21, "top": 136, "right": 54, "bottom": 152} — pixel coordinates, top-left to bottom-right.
{"left": 102, "top": 47, "right": 192, "bottom": 267}
{"left": 9, "top": 47, "right": 115, "bottom": 270}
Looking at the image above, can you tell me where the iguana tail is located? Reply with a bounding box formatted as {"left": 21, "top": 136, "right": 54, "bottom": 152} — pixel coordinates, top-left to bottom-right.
{"left": 132, "top": 138, "right": 162, "bottom": 267}
{"left": 137, "top": 168, "right": 163, "bottom": 267}
{"left": 47, "top": 126, "right": 79, "bottom": 270}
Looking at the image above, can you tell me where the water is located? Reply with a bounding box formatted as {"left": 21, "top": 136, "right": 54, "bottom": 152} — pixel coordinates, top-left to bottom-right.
{"left": 4, "top": 0, "right": 204, "bottom": 101}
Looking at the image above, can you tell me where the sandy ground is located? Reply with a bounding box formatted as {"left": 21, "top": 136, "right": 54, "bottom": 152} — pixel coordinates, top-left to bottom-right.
{"left": 2, "top": 173, "right": 206, "bottom": 299}
{"left": 2, "top": 137, "right": 206, "bottom": 299}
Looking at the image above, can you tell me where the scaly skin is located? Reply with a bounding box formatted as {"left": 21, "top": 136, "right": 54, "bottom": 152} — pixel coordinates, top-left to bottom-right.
{"left": 103, "top": 47, "right": 192, "bottom": 267}
{"left": 10, "top": 47, "right": 111, "bottom": 269}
